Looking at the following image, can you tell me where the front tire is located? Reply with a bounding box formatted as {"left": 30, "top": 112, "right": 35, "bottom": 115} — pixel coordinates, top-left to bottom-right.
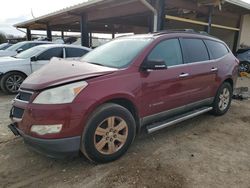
{"left": 211, "top": 82, "right": 233, "bottom": 116}
{"left": 0, "top": 72, "right": 26, "bottom": 94}
{"left": 81, "top": 103, "right": 136, "bottom": 163}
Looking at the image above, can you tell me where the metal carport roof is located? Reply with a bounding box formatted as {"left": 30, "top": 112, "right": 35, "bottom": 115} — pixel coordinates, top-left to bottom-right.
{"left": 14, "top": 0, "right": 250, "bottom": 33}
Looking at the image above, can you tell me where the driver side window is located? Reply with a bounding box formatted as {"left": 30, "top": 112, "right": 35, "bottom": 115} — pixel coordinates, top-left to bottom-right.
{"left": 148, "top": 39, "right": 183, "bottom": 67}
{"left": 37, "top": 47, "right": 63, "bottom": 61}
{"left": 19, "top": 43, "right": 30, "bottom": 51}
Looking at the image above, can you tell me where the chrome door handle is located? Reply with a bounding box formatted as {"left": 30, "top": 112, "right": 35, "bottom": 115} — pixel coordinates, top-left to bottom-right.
{"left": 179, "top": 73, "right": 189, "bottom": 78}
{"left": 211, "top": 67, "right": 218, "bottom": 72}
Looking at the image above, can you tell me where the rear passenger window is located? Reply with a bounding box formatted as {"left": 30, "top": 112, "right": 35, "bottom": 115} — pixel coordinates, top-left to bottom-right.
{"left": 21, "top": 43, "right": 45, "bottom": 51}
{"left": 181, "top": 38, "right": 209, "bottom": 63}
{"left": 148, "top": 39, "right": 183, "bottom": 66}
{"left": 66, "top": 48, "right": 88, "bottom": 58}
{"left": 20, "top": 43, "right": 31, "bottom": 51}
{"left": 37, "top": 47, "right": 63, "bottom": 61}
{"left": 204, "top": 40, "right": 229, "bottom": 59}
{"left": 30, "top": 43, "right": 40, "bottom": 48}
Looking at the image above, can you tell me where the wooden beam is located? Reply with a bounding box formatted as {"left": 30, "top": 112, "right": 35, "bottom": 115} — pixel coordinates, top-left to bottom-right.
{"left": 165, "top": 15, "right": 240, "bottom": 31}
{"left": 46, "top": 25, "right": 52, "bottom": 41}
{"left": 233, "top": 15, "right": 242, "bottom": 53}
{"left": 26, "top": 28, "right": 31, "bottom": 41}
{"left": 80, "top": 14, "right": 89, "bottom": 47}
{"left": 156, "top": 0, "right": 166, "bottom": 31}
{"left": 205, "top": 6, "right": 214, "bottom": 33}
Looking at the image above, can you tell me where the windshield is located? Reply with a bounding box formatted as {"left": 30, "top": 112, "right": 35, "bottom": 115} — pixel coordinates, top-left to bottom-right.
{"left": 81, "top": 38, "right": 153, "bottom": 68}
{"left": 7, "top": 42, "right": 26, "bottom": 51}
{"left": 0, "top": 43, "right": 10, "bottom": 50}
{"left": 15, "top": 46, "right": 46, "bottom": 59}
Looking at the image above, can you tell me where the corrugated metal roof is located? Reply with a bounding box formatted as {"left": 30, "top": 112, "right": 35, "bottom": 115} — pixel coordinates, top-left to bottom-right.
{"left": 13, "top": 0, "right": 107, "bottom": 27}
{"left": 225, "top": 0, "right": 250, "bottom": 10}
{"left": 14, "top": 0, "right": 250, "bottom": 28}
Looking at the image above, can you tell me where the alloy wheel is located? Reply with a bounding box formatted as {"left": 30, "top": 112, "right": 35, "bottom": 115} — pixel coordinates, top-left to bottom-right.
{"left": 94, "top": 116, "right": 128, "bottom": 155}
{"left": 5, "top": 75, "right": 24, "bottom": 93}
{"left": 218, "top": 88, "right": 230, "bottom": 111}
{"left": 239, "top": 62, "right": 250, "bottom": 72}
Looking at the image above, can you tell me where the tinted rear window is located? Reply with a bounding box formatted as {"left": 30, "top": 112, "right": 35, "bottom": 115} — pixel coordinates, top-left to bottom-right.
{"left": 37, "top": 47, "right": 63, "bottom": 60}
{"left": 204, "top": 40, "right": 229, "bottom": 59}
{"left": 181, "top": 38, "right": 209, "bottom": 63}
{"left": 66, "top": 48, "right": 88, "bottom": 58}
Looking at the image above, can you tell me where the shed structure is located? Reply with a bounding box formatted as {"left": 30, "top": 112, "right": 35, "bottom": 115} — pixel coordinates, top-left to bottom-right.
{"left": 14, "top": 0, "right": 250, "bottom": 51}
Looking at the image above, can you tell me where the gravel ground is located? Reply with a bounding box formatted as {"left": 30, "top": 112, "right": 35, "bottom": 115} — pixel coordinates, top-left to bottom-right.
{"left": 0, "top": 78, "right": 250, "bottom": 188}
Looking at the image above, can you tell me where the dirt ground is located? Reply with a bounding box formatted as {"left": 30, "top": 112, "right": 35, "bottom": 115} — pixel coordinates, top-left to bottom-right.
{"left": 0, "top": 78, "right": 250, "bottom": 188}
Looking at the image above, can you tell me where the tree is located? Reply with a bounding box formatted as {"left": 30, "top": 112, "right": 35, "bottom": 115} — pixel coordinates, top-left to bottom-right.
{"left": 0, "top": 32, "right": 7, "bottom": 44}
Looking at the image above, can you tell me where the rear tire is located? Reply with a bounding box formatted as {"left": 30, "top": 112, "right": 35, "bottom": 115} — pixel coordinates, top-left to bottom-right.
{"left": 211, "top": 82, "right": 233, "bottom": 116}
{"left": 81, "top": 103, "right": 136, "bottom": 163}
{"left": 239, "top": 62, "right": 250, "bottom": 73}
{"left": 0, "top": 72, "right": 26, "bottom": 94}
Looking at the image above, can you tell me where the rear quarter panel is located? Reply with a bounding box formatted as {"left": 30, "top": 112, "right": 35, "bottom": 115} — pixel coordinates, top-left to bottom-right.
{"left": 216, "top": 53, "right": 238, "bottom": 92}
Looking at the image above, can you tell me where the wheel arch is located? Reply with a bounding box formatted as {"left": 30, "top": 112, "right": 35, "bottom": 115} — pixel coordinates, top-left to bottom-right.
{"left": 107, "top": 98, "right": 140, "bottom": 133}
{"left": 87, "top": 96, "right": 141, "bottom": 134}
{"left": 2, "top": 70, "right": 28, "bottom": 78}
{"left": 0, "top": 70, "right": 28, "bottom": 94}
{"left": 223, "top": 77, "right": 234, "bottom": 89}
{"left": 240, "top": 60, "right": 250, "bottom": 64}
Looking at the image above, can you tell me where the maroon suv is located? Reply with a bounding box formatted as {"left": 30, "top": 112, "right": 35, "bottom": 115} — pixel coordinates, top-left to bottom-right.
{"left": 9, "top": 31, "right": 238, "bottom": 163}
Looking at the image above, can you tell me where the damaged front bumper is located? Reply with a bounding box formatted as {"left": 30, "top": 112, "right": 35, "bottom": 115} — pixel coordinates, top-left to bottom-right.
{"left": 8, "top": 123, "right": 81, "bottom": 158}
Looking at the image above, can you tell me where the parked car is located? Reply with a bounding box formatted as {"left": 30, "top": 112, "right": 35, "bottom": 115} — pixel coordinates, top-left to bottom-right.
{"left": 9, "top": 31, "right": 238, "bottom": 163}
{"left": 0, "top": 44, "right": 91, "bottom": 94}
{"left": 0, "top": 41, "right": 52, "bottom": 57}
{"left": 236, "top": 48, "right": 250, "bottom": 73}
{"left": 0, "top": 43, "right": 12, "bottom": 50}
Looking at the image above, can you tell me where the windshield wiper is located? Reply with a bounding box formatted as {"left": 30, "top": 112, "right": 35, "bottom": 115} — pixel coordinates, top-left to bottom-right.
{"left": 87, "top": 62, "right": 105, "bottom": 67}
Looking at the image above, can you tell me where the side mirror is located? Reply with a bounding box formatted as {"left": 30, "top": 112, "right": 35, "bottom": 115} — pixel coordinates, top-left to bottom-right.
{"left": 31, "top": 56, "right": 37, "bottom": 61}
{"left": 141, "top": 59, "right": 167, "bottom": 71}
{"left": 16, "top": 48, "right": 23, "bottom": 53}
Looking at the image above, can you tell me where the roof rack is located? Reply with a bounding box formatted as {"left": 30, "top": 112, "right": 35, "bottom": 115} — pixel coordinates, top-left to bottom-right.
{"left": 151, "top": 29, "right": 211, "bottom": 36}
{"left": 115, "top": 34, "right": 135, "bottom": 38}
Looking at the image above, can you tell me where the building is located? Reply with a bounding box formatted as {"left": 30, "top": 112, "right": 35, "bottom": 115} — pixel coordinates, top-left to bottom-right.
{"left": 14, "top": 0, "right": 250, "bottom": 52}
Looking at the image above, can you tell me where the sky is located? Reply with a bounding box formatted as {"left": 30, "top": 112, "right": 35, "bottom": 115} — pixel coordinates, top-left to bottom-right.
{"left": 0, "top": 0, "right": 87, "bottom": 36}
{"left": 0, "top": 0, "right": 250, "bottom": 37}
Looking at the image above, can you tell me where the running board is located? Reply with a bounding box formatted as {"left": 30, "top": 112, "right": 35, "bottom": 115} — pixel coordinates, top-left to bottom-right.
{"left": 146, "top": 107, "right": 213, "bottom": 134}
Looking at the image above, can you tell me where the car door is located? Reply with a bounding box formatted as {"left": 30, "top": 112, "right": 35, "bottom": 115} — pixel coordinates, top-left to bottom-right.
{"left": 179, "top": 38, "right": 218, "bottom": 104}
{"left": 31, "top": 47, "right": 63, "bottom": 72}
{"left": 204, "top": 39, "right": 231, "bottom": 92}
{"left": 140, "top": 38, "right": 196, "bottom": 123}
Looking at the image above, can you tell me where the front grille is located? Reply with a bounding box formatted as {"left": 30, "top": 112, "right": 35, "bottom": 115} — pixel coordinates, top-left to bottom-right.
{"left": 12, "top": 107, "right": 24, "bottom": 119}
{"left": 16, "top": 90, "right": 33, "bottom": 102}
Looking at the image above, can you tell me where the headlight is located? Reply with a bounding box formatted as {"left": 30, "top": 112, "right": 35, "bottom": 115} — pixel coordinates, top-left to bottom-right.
{"left": 33, "top": 81, "right": 88, "bottom": 104}
{"left": 31, "top": 124, "right": 62, "bottom": 135}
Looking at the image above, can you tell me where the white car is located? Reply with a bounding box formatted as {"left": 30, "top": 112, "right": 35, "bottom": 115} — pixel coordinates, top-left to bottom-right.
{"left": 0, "top": 44, "right": 91, "bottom": 94}
{"left": 0, "top": 43, "right": 12, "bottom": 50}
{"left": 0, "top": 41, "right": 52, "bottom": 57}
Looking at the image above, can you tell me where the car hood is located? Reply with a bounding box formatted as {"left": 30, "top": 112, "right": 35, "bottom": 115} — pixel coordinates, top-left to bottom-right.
{"left": 0, "top": 50, "right": 17, "bottom": 57}
{"left": 21, "top": 58, "right": 118, "bottom": 90}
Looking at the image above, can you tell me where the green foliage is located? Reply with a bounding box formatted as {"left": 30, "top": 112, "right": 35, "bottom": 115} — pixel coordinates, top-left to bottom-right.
{"left": 0, "top": 32, "right": 7, "bottom": 44}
